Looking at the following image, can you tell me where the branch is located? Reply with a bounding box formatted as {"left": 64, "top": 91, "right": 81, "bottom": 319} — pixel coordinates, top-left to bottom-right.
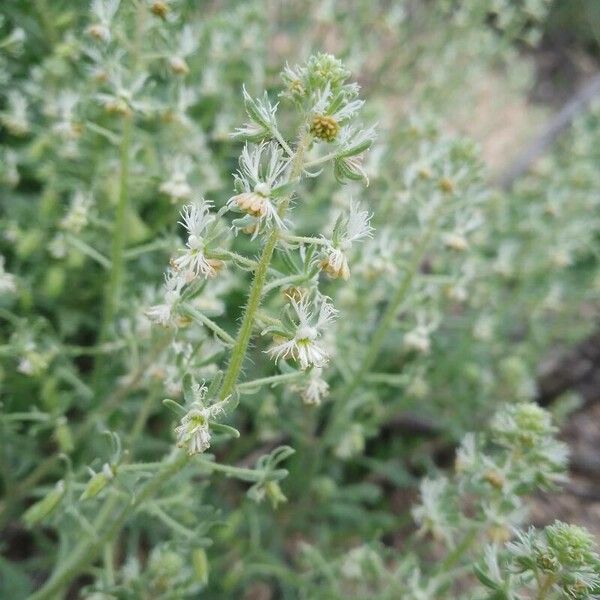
{"left": 494, "top": 73, "right": 600, "bottom": 190}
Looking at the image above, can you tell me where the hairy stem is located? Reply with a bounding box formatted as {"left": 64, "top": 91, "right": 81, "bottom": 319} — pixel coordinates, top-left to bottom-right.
{"left": 345, "top": 213, "right": 441, "bottom": 396}
{"left": 536, "top": 574, "right": 556, "bottom": 600}
{"left": 218, "top": 128, "right": 311, "bottom": 400}
{"left": 101, "top": 115, "right": 132, "bottom": 338}
{"left": 322, "top": 202, "right": 445, "bottom": 445}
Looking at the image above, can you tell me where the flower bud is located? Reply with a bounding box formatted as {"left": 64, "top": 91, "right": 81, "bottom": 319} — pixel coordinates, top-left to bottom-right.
{"left": 443, "top": 232, "right": 469, "bottom": 252}
{"left": 319, "top": 248, "right": 350, "bottom": 280}
{"left": 438, "top": 177, "right": 455, "bottom": 194}
{"left": 310, "top": 115, "right": 339, "bottom": 141}
{"left": 104, "top": 98, "right": 131, "bottom": 117}
{"left": 86, "top": 24, "right": 110, "bottom": 43}
{"left": 483, "top": 469, "right": 504, "bottom": 490}
{"left": 230, "top": 192, "right": 267, "bottom": 217}
{"left": 169, "top": 56, "right": 189, "bottom": 76}
{"left": 150, "top": 1, "right": 169, "bottom": 18}
{"left": 487, "top": 524, "right": 510, "bottom": 544}
{"left": 265, "top": 481, "right": 287, "bottom": 509}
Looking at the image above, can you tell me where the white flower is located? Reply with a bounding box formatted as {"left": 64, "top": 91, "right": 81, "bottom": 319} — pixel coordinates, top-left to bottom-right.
{"left": 404, "top": 326, "right": 431, "bottom": 354}
{"left": 310, "top": 82, "right": 364, "bottom": 124}
{"left": 412, "top": 476, "right": 455, "bottom": 544}
{"left": 167, "top": 25, "right": 197, "bottom": 75}
{"left": 174, "top": 383, "right": 228, "bottom": 455}
{"left": 50, "top": 92, "right": 81, "bottom": 140}
{"left": 442, "top": 231, "right": 468, "bottom": 252}
{"left": 171, "top": 200, "right": 220, "bottom": 280}
{"left": 355, "top": 229, "right": 397, "bottom": 279}
{"left": 267, "top": 297, "right": 337, "bottom": 370}
{"left": 86, "top": 0, "right": 120, "bottom": 42}
{"left": 145, "top": 271, "right": 184, "bottom": 327}
{"left": 0, "top": 256, "right": 17, "bottom": 295}
{"left": 61, "top": 190, "right": 93, "bottom": 233}
{"left": 320, "top": 247, "right": 349, "bottom": 280}
{"left": 300, "top": 368, "right": 329, "bottom": 405}
{"left": 342, "top": 201, "right": 373, "bottom": 246}
{"left": 0, "top": 91, "right": 29, "bottom": 136}
{"left": 160, "top": 175, "right": 192, "bottom": 202}
{"left": 159, "top": 156, "right": 193, "bottom": 202}
{"left": 404, "top": 313, "right": 438, "bottom": 354}
{"left": 227, "top": 142, "right": 289, "bottom": 236}
{"left": 320, "top": 201, "right": 372, "bottom": 280}
{"left": 334, "top": 423, "right": 365, "bottom": 459}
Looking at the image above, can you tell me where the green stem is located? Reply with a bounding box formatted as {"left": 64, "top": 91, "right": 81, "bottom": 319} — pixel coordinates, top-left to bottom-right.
{"left": 536, "top": 574, "right": 556, "bottom": 600}
{"left": 218, "top": 128, "right": 311, "bottom": 400}
{"left": 304, "top": 151, "right": 338, "bottom": 169}
{"left": 280, "top": 233, "right": 330, "bottom": 246}
{"left": 101, "top": 115, "right": 132, "bottom": 339}
{"left": 323, "top": 204, "right": 444, "bottom": 444}
{"left": 180, "top": 304, "right": 235, "bottom": 346}
{"left": 344, "top": 215, "right": 440, "bottom": 396}
{"left": 30, "top": 452, "right": 189, "bottom": 600}
{"left": 64, "top": 234, "right": 111, "bottom": 269}
{"left": 237, "top": 371, "right": 305, "bottom": 392}
{"left": 438, "top": 528, "right": 478, "bottom": 572}
{"left": 263, "top": 273, "right": 307, "bottom": 295}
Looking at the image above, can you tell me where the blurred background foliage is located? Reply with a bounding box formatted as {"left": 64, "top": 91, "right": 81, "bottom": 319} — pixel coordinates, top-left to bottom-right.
{"left": 0, "top": 0, "right": 599, "bottom": 598}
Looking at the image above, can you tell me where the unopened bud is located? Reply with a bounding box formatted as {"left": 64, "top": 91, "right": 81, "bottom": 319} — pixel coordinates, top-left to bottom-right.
{"left": 443, "top": 232, "right": 468, "bottom": 252}
{"left": 319, "top": 248, "right": 350, "bottom": 280}
{"left": 483, "top": 469, "right": 504, "bottom": 490}
{"left": 231, "top": 192, "right": 267, "bottom": 217}
{"left": 310, "top": 115, "right": 339, "bottom": 142}
{"left": 86, "top": 24, "right": 110, "bottom": 43}
{"left": 150, "top": 1, "right": 169, "bottom": 18}
{"left": 169, "top": 56, "right": 189, "bottom": 76}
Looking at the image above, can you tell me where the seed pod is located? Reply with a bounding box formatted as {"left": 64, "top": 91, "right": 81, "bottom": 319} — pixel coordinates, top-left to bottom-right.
{"left": 192, "top": 548, "right": 209, "bottom": 585}
{"left": 80, "top": 464, "right": 114, "bottom": 501}
{"left": 54, "top": 417, "right": 74, "bottom": 453}
{"left": 23, "top": 480, "right": 65, "bottom": 527}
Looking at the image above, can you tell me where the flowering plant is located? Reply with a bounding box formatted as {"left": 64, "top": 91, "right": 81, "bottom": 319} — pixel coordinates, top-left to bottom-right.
{"left": 0, "top": 1, "right": 598, "bottom": 598}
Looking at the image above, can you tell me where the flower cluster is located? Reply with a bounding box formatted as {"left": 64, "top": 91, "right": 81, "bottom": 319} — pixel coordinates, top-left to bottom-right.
{"left": 477, "top": 522, "right": 600, "bottom": 599}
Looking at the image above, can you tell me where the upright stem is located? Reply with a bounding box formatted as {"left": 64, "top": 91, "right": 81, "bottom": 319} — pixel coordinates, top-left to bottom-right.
{"left": 342, "top": 207, "right": 443, "bottom": 398}
{"left": 323, "top": 204, "right": 444, "bottom": 443}
{"left": 32, "top": 125, "right": 311, "bottom": 600}
{"left": 536, "top": 574, "right": 555, "bottom": 600}
{"left": 219, "top": 128, "right": 311, "bottom": 400}
{"left": 101, "top": 115, "right": 132, "bottom": 338}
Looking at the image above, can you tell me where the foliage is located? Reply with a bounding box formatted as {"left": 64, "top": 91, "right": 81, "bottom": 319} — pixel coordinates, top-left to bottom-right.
{"left": 0, "top": 1, "right": 598, "bottom": 598}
